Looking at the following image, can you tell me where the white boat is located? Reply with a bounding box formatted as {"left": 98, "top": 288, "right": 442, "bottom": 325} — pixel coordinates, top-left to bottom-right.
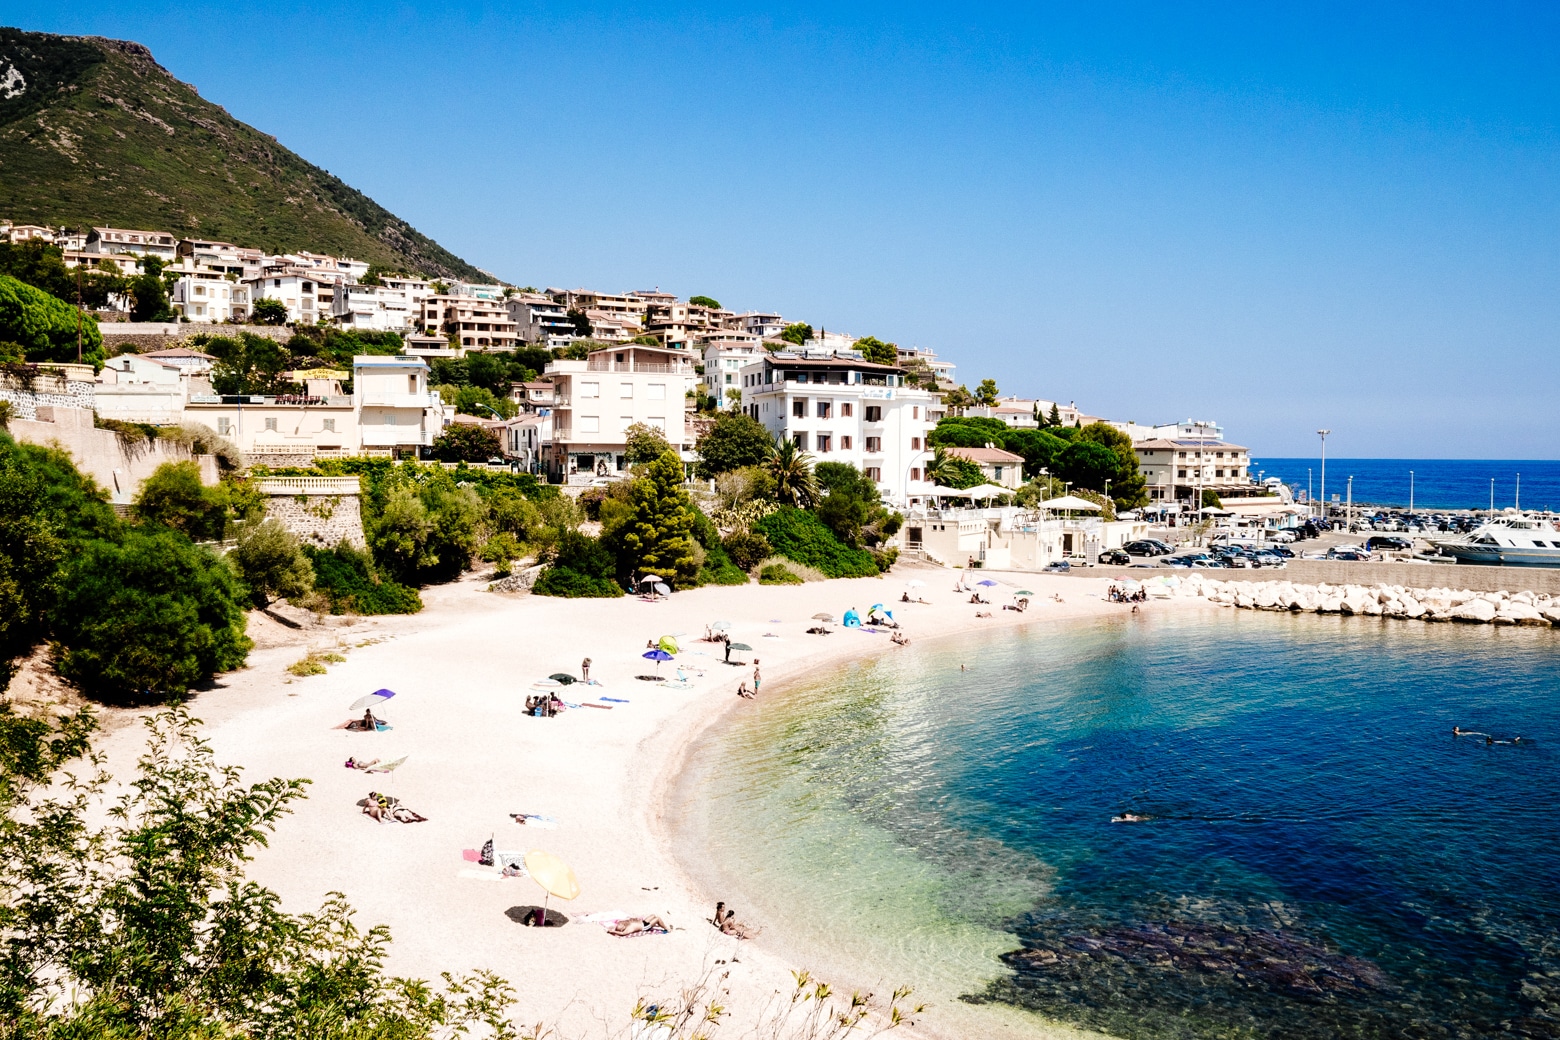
{"left": 1431, "top": 513, "right": 1560, "bottom": 566}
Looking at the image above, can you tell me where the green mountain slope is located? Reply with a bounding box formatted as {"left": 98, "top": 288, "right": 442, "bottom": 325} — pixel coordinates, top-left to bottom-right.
{"left": 0, "top": 28, "right": 492, "bottom": 282}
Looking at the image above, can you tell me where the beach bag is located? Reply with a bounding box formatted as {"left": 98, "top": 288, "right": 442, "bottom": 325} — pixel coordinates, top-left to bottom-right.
{"left": 479, "top": 838, "right": 494, "bottom": 866}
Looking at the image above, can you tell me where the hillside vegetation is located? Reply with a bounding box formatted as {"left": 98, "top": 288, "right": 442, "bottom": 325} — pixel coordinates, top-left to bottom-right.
{"left": 0, "top": 28, "right": 489, "bottom": 281}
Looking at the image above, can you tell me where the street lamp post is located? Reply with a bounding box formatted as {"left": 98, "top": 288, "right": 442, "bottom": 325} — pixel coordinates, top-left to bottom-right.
{"left": 1490, "top": 477, "right": 1495, "bottom": 515}
{"left": 1317, "top": 429, "right": 1331, "bottom": 523}
{"left": 1409, "top": 470, "right": 1414, "bottom": 514}
{"left": 1516, "top": 472, "right": 1521, "bottom": 511}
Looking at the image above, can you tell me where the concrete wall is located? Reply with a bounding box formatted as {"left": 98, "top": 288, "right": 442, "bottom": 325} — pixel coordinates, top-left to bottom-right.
{"left": 1209, "top": 559, "right": 1560, "bottom": 597}
{"left": 9, "top": 405, "right": 218, "bottom": 501}
{"left": 100, "top": 322, "right": 292, "bottom": 354}
{"left": 0, "top": 369, "right": 96, "bottom": 419}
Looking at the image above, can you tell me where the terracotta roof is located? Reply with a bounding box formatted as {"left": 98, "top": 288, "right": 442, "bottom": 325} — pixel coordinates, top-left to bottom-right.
{"left": 946, "top": 446, "right": 1024, "bottom": 464}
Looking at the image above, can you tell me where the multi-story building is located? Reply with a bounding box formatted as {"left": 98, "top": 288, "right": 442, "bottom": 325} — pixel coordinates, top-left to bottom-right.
{"left": 701, "top": 340, "right": 764, "bottom": 406}
{"left": 508, "top": 381, "right": 556, "bottom": 413}
{"left": 895, "top": 346, "right": 957, "bottom": 388}
{"left": 184, "top": 388, "right": 358, "bottom": 458}
{"left": 170, "top": 270, "right": 250, "bottom": 322}
{"left": 85, "top": 227, "right": 178, "bottom": 260}
{"left": 644, "top": 300, "right": 722, "bottom": 350}
{"left": 738, "top": 353, "right": 938, "bottom": 504}
{"left": 248, "top": 269, "right": 340, "bottom": 325}
{"left": 544, "top": 344, "right": 699, "bottom": 483}
{"left": 353, "top": 355, "right": 444, "bottom": 455}
{"left": 8, "top": 224, "right": 57, "bottom": 244}
{"left": 1134, "top": 434, "right": 1253, "bottom": 506}
{"left": 499, "top": 412, "right": 550, "bottom": 472}
{"left": 177, "top": 240, "right": 264, "bottom": 279}
{"left": 95, "top": 354, "right": 195, "bottom": 425}
{"left": 507, "top": 292, "right": 575, "bottom": 345}
{"left": 332, "top": 283, "right": 415, "bottom": 331}
{"left": 447, "top": 280, "right": 507, "bottom": 301}
{"left": 419, "top": 295, "right": 519, "bottom": 350}
{"left": 737, "top": 311, "right": 787, "bottom": 339}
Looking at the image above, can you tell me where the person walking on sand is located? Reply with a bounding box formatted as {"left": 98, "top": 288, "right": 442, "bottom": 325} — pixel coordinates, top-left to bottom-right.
{"left": 752, "top": 660, "right": 761, "bottom": 695}
{"left": 581, "top": 657, "right": 591, "bottom": 682}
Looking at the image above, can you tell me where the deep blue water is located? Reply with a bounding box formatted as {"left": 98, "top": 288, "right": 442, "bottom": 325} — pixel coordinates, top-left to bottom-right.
{"left": 696, "top": 612, "right": 1560, "bottom": 1039}
{"left": 1253, "top": 457, "right": 1560, "bottom": 511}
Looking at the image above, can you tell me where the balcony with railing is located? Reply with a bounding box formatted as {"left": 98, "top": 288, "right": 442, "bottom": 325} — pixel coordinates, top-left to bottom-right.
{"left": 357, "top": 391, "right": 442, "bottom": 409}
{"left": 583, "top": 360, "right": 690, "bottom": 373}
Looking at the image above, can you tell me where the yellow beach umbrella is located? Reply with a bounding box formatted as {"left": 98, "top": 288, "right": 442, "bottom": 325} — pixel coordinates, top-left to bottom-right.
{"left": 524, "top": 849, "right": 580, "bottom": 926}
{"left": 658, "top": 635, "right": 680, "bottom": 654}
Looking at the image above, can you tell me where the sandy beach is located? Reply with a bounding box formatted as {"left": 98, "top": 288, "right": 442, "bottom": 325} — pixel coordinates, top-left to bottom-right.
{"left": 90, "top": 563, "right": 1191, "bottom": 1039}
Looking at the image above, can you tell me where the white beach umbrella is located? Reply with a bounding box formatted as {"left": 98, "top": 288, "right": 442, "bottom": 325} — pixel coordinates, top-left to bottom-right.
{"left": 905, "top": 579, "right": 926, "bottom": 588}
{"left": 1042, "top": 495, "right": 1104, "bottom": 511}
{"left": 965, "top": 484, "right": 1008, "bottom": 500}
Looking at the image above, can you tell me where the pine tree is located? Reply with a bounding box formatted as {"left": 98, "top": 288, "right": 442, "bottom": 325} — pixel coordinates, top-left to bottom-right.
{"left": 622, "top": 450, "right": 700, "bottom": 586}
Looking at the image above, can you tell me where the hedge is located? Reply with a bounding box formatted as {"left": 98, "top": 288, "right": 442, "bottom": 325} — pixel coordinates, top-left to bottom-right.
{"left": 753, "top": 506, "right": 881, "bottom": 578}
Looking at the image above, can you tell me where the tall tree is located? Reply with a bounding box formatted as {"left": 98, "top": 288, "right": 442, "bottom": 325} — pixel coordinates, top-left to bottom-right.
{"left": 694, "top": 411, "right": 772, "bottom": 479}
{"left": 204, "top": 332, "right": 293, "bottom": 395}
{"left": 0, "top": 274, "right": 104, "bottom": 366}
{"left": 780, "top": 322, "right": 813, "bottom": 345}
{"left": 853, "top": 335, "right": 899, "bottom": 366}
{"left": 688, "top": 295, "right": 721, "bottom": 309}
{"left": 976, "top": 378, "right": 999, "bottom": 405}
{"left": 618, "top": 450, "right": 700, "bottom": 587}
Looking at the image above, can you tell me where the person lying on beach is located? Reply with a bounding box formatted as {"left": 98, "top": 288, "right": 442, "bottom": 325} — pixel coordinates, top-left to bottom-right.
{"left": 363, "top": 791, "right": 397, "bottom": 823}
{"left": 891, "top": 632, "right": 910, "bottom": 646}
{"left": 391, "top": 805, "right": 428, "bottom": 823}
{"left": 345, "top": 756, "right": 380, "bottom": 770}
{"left": 718, "top": 908, "right": 757, "bottom": 939}
{"left": 975, "top": 611, "right": 992, "bottom": 618}
{"left": 806, "top": 625, "right": 831, "bottom": 635}
{"left": 968, "top": 593, "right": 988, "bottom": 604}
{"left": 607, "top": 915, "right": 670, "bottom": 937}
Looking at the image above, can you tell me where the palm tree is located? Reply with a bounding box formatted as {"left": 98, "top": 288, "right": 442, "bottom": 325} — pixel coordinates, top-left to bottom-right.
{"left": 767, "top": 438, "right": 819, "bottom": 508}
{"left": 923, "top": 446, "right": 955, "bottom": 487}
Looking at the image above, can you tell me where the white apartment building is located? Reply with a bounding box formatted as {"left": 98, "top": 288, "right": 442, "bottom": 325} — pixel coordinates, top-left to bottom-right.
{"left": 499, "top": 412, "right": 550, "bottom": 472}
{"left": 544, "top": 344, "right": 698, "bottom": 483}
{"left": 333, "top": 283, "right": 414, "bottom": 331}
{"left": 379, "top": 275, "right": 432, "bottom": 309}
{"left": 737, "top": 311, "right": 787, "bottom": 339}
{"left": 95, "top": 354, "right": 193, "bottom": 425}
{"left": 701, "top": 341, "right": 764, "bottom": 405}
{"left": 249, "top": 270, "right": 341, "bottom": 324}
{"left": 184, "top": 389, "right": 358, "bottom": 458}
{"left": 85, "top": 227, "right": 178, "bottom": 259}
{"left": 170, "top": 271, "right": 250, "bottom": 322}
{"left": 1134, "top": 437, "right": 1253, "bottom": 505}
{"left": 508, "top": 292, "right": 574, "bottom": 344}
{"left": 738, "top": 354, "right": 938, "bottom": 505}
{"left": 447, "top": 280, "right": 507, "bottom": 301}
{"left": 177, "top": 240, "right": 264, "bottom": 278}
{"left": 7, "top": 224, "right": 54, "bottom": 244}
{"left": 945, "top": 446, "right": 1026, "bottom": 489}
{"left": 354, "top": 355, "right": 443, "bottom": 455}
{"left": 895, "top": 347, "right": 957, "bottom": 388}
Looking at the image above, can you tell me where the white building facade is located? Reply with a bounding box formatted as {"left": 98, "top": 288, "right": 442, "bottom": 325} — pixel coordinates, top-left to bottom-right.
{"left": 353, "top": 355, "right": 444, "bottom": 455}
{"left": 738, "top": 354, "right": 937, "bottom": 505}
{"left": 544, "top": 344, "right": 699, "bottom": 483}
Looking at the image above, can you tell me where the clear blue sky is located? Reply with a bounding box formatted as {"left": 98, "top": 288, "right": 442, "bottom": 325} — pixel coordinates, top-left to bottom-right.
{"left": 14, "top": 2, "right": 1560, "bottom": 457}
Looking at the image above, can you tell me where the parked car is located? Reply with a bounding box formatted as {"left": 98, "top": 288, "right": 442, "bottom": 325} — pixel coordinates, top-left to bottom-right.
{"left": 1265, "top": 545, "right": 1296, "bottom": 558}
{"left": 1326, "top": 547, "right": 1372, "bottom": 562}
{"left": 1099, "top": 549, "right": 1132, "bottom": 566}
{"left": 1042, "top": 560, "right": 1071, "bottom": 573}
{"left": 1124, "top": 540, "right": 1172, "bottom": 557}
{"left": 1266, "top": 530, "right": 1297, "bottom": 543}
{"left": 1365, "top": 535, "right": 1412, "bottom": 552}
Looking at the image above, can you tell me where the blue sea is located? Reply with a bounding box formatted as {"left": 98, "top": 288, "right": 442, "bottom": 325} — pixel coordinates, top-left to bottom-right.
{"left": 1253, "top": 458, "right": 1560, "bottom": 512}
{"left": 675, "top": 612, "right": 1560, "bottom": 1040}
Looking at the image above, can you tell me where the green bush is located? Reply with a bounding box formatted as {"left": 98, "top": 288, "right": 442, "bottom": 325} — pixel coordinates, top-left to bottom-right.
{"left": 52, "top": 529, "right": 252, "bottom": 704}
{"left": 532, "top": 530, "right": 623, "bottom": 598}
{"left": 722, "top": 529, "right": 772, "bottom": 571}
{"left": 303, "top": 543, "right": 422, "bottom": 614}
{"left": 759, "top": 563, "right": 804, "bottom": 585}
{"left": 753, "top": 506, "right": 882, "bottom": 578}
{"left": 134, "top": 460, "right": 229, "bottom": 541}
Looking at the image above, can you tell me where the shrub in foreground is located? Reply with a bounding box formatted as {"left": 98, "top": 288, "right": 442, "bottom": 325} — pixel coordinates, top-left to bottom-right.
{"left": 759, "top": 562, "right": 804, "bottom": 585}
{"left": 532, "top": 530, "right": 623, "bottom": 598}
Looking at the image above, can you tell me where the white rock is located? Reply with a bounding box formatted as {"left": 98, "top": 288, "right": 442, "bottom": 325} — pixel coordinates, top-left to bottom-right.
{"left": 1452, "top": 600, "right": 1497, "bottom": 623}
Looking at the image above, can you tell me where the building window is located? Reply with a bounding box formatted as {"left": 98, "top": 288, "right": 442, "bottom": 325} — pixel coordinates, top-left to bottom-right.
{"left": 581, "top": 416, "right": 599, "bottom": 433}
{"left": 865, "top": 406, "right": 882, "bottom": 422}
{"left": 817, "top": 434, "right": 832, "bottom": 453}
{"left": 841, "top": 435, "right": 853, "bottom": 450}
{"left": 910, "top": 467, "right": 921, "bottom": 481}
{"left": 793, "top": 433, "right": 808, "bottom": 449}
{"left": 866, "top": 467, "right": 882, "bottom": 481}
{"left": 911, "top": 436, "right": 921, "bottom": 450}
{"left": 648, "top": 383, "right": 666, "bottom": 400}
{"left": 264, "top": 418, "right": 277, "bottom": 432}
{"left": 385, "top": 413, "right": 396, "bottom": 426}
{"left": 865, "top": 437, "right": 882, "bottom": 452}
{"left": 217, "top": 418, "right": 231, "bottom": 435}
{"left": 841, "top": 402, "right": 853, "bottom": 417}
{"left": 620, "top": 382, "right": 634, "bottom": 398}
{"left": 792, "top": 399, "right": 806, "bottom": 418}
{"left": 795, "top": 372, "right": 808, "bottom": 383}
{"left": 995, "top": 466, "right": 1004, "bottom": 481}
{"left": 322, "top": 418, "right": 335, "bottom": 432}
{"left": 912, "top": 406, "right": 920, "bottom": 420}
{"left": 581, "top": 382, "right": 600, "bottom": 398}
{"left": 1178, "top": 469, "right": 1186, "bottom": 478}
{"left": 817, "top": 402, "right": 831, "bottom": 419}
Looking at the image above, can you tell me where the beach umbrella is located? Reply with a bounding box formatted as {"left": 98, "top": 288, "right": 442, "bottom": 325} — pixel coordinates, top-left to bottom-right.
{"left": 642, "top": 648, "right": 673, "bottom": 675}
{"left": 1014, "top": 590, "right": 1035, "bottom": 597}
{"left": 548, "top": 673, "right": 577, "bottom": 685}
{"left": 727, "top": 642, "right": 753, "bottom": 653}
{"left": 654, "top": 582, "right": 672, "bottom": 597}
{"left": 905, "top": 579, "right": 926, "bottom": 588}
{"left": 977, "top": 579, "right": 999, "bottom": 587}
{"left": 812, "top": 612, "right": 835, "bottom": 622}
{"left": 869, "top": 603, "right": 884, "bottom": 612}
{"left": 638, "top": 573, "right": 661, "bottom": 585}
{"left": 710, "top": 620, "right": 731, "bottom": 631}
{"left": 524, "top": 849, "right": 580, "bottom": 927}
{"left": 658, "top": 635, "right": 679, "bottom": 654}
{"left": 349, "top": 689, "right": 396, "bottom": 712}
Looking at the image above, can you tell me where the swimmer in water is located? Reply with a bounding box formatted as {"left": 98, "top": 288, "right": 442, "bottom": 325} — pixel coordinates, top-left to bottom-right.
{"left": 1112, "top": 812, "right": 1151, "bottom": 823}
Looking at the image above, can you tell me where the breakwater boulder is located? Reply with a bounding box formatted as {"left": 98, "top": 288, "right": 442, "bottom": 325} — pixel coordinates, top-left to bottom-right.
{"left": 1168, "top": 575, "right": 1560, "bottom": 627}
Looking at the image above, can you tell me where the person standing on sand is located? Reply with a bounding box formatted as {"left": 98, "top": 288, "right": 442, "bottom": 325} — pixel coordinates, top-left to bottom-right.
{"left": 753, "top": 660, "right": 761, "bottom": 695}
{"left": 581, "top": 657, "right": 591, "bottom": 682}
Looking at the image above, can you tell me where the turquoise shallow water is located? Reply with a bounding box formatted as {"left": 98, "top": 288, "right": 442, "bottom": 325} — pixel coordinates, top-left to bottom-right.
{"left": 674, "top": 611, "right": 1560, "bottom": 1040}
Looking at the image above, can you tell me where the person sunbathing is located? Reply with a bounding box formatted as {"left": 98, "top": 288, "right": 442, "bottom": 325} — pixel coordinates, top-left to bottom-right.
{"left": 719, "top": 908, "right": 757, "bottom": 939}
{"left": 975, "top": 611, "right": 993, "bottom": 618}
{"left": 607, "top": 914, "right": 669, "bottom": 937}
{"left": 391, "top": 805, "right": 428, "bottom": 823}
{"left": 363, "top": 791, "right": 397, "bottom": 823}
{"left": 345, "top": 756, "right": 380, "bottom": 770}
{"left": 346, "top": 710, "right": 379, "bottom": 732}
{"left": 891, "top": 632, "right": 910, "bottom": 646}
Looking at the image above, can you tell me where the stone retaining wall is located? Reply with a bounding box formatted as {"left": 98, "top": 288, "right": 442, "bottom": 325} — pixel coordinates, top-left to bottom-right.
{"left": 100, "top": 323, "right": 292, "bottom": 354}
{"left": 262, "top": 493, "right": 365, "bottom": 549}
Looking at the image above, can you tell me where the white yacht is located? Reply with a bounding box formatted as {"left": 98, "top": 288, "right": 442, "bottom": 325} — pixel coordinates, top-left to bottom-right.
{"left": 1431, "top": 514, "right": 1560, "bottom": 566}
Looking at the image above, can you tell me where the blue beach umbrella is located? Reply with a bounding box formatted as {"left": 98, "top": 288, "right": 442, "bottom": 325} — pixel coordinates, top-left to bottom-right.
{"left": 642, "top": 648, "right": 673, "bottom": 675}
{"left": 349, "top": 689, "right": 396, "bottom": 711}
{"left": 977, "top": 579, "right": 999, "bottom": 587}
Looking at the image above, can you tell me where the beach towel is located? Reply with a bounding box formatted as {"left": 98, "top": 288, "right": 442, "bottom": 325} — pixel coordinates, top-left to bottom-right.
{"left": 462, "top": 848, "right": 481, "bottom": 862}
{"left": 583, "top": 702, "right": 613, "bottom": 709}
{"left": 602, "top": 697, "right": 630, "bottom": 703}
{"left": 493, "top": 849, "right": 528, "bottom": 875}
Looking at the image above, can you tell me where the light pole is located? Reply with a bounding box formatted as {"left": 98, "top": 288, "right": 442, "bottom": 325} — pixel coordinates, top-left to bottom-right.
{"left": 1409, "top": 470, "right": 1414, "bottom": 514}
{"left": 1317, "top": 429, "right": 1331, "bottom": 523}
{"left": 1516, "top": 472, "right": 1521, "bottom": 511}
{"left": 1490, "top": 477, "right": 1495, "bottom": 515}
{"left": 1346, "top": 475, "right": 1353, "bottom": 530}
